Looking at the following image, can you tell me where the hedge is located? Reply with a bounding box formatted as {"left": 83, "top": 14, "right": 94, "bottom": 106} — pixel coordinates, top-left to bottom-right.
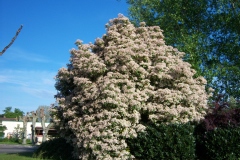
{"left": 127, "top": 123, "right": 196, "bottom": 160}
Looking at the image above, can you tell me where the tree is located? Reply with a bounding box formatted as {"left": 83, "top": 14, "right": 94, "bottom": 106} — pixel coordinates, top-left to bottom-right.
{"left": 3, "top": 107, "right": 24, "bottom": 119}
{"left": 12, "top": 124, "right": 23, "bottom": 142}
{"left": 20, "top": 113, "right": 31, "bottom": 145}
{"left": 36, "top": 106, "right": 53, "bottom": 142}
{"left": 29, "top": 111, "right": 38, "bottom": 144}
{"left": 3, "top": 107, "right": 12, "bottom": 113}
{"left": 126, "top": 0, "right": 240, "bottom": 99}
{"left": 36, "top": 106, "right": 51, "bottom": 123}
{"left": 54, "top": 15, "right": 210, "bottom": 159}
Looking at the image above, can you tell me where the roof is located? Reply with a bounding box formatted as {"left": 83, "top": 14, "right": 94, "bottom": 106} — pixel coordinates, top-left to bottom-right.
{"left": 0, "top": 118, "right": 17, "bottom": 121}
{"left": 35, "top": 126, "right": 56, "bottom": 130}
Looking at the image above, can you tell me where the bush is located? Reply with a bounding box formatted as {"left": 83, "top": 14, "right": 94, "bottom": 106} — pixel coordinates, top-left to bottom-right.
{"left": 205, "top": 127, "right": 240, "bottom": 160}
{"left": 127, "top": 123, "right": 196, "bottom": 160}
{"left": 0, "top": 125, "right": 7, "bottom": 138}
{"left": 53, "top": 14, "right": 210, "bottom": 159}
{"left": 196, "top": 126, "right": 240, "bottom": 160}
{"left": 195, "top": 95, "right": 240, "bottom": 159}
{"left": 0, "top": 137, "right": 21, "bottom": 143}
{"left": 33, "top": 137, "right": 75, "bottom": 160}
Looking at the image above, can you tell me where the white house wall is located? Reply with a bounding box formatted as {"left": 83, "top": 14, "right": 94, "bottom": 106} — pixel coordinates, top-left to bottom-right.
{"left": 2, "top": 121, "right": 50, "bottom": 138}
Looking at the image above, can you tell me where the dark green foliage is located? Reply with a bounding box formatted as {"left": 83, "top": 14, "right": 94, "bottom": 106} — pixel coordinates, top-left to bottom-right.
{"left": 0, "top": 137, "right": 31, "bottom": 144}
{"left": 0, "top": 125, "right": 6, "bottom": 138}
{"left": 126, "top": 123, "right": 196, "bottom": 160}
{"left": 195, "top": 95, "right": 240, "bottom": 159}
{"left": 196, "top": 127, "right": 240, "bottom": 160}
{"left": 33, "top": 137, "right": 75, "bottom": 160}
{"left": 205, "top": 127, "right": 240, "bottom": 160}
{"left": 3, "top": 106, "right": 24, "bottom": 119}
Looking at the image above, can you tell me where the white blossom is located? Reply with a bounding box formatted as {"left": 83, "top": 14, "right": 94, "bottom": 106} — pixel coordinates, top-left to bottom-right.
{"left": 53, "top": 14, "right": 211, "bottom": 159}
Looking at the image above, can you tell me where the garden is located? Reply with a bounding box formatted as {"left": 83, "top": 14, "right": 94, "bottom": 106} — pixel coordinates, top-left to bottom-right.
{"left": 46, "top": 15, "right": 240, "bottom": 159}
{"left": 1, "top": 12, "right": 240, "bottom": 160}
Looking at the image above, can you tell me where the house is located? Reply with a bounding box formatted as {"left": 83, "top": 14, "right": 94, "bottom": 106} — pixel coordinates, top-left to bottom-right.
{"left": 0, "top": 117, "right": 57, "bottom": 143}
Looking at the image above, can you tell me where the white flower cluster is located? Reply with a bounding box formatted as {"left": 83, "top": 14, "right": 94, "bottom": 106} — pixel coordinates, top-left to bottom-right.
{"left": 54, "top": 15, "right": 211, "bottom": 159}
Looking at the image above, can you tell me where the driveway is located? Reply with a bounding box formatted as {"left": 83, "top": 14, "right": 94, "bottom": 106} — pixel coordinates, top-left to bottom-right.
{"left": 0, "top": 144, "right": 38, "bottom": 154}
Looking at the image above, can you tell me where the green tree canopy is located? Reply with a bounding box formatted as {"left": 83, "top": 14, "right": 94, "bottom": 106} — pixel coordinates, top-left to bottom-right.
{"left": 126, "top": 0, "right": 240, "bottom": 99}
{"left": 3, "top": 106, "right": 24, "bottom": 118}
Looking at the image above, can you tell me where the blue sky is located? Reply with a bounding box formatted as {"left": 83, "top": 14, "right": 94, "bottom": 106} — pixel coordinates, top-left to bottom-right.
{"left": 0, "top": 0, "right": 129, "bottom": 114}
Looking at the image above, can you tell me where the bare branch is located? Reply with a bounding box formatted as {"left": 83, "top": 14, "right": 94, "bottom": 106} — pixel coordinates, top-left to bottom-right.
{"left": 0, "top": 25, "right": 23, "bottom": 56}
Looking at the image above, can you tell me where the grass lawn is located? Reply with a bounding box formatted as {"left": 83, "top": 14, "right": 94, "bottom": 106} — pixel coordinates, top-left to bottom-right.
{"left": 0, "top": 141, "right": 50, "bottom": 160}
{"left": 0, "top": 152, "right": 52, "bottom": 160}
{"left": 0, "top": 142, "right": 29, "bottom": 145}
{"left": 0, "top": 140, "right": 33, "bottom": 146}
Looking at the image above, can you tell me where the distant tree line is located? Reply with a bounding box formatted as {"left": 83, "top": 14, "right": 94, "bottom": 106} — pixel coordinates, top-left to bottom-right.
{"left": 2, "top": 106, "right": 24, "bottom": 119}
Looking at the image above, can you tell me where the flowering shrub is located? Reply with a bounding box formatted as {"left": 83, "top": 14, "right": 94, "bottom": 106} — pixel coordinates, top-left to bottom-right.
{"left": 54, "top": 14, "right": 210, "bottom": 159}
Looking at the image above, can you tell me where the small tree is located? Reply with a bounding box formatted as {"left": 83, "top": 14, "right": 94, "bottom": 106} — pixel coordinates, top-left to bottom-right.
{"left": 12, "top": 124, "right": 23, "bottom": 142}
{"left": 37, "top": 106, "right": 53, "bottom": 142}
{"left": 29, "top": 111, "right": 38, "bottom": 144}
{"left": 20, "top": 112, "right": 31, "bottom": 145}
{"left": 54, "top": 14, "right": 211, "bottom": 159}
{"left": 37, "top": 106, "right": 51, "bottom": 123}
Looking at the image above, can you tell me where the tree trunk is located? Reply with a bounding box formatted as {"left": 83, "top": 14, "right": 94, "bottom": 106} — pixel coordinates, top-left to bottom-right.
{"left": 39, "top": 108, "right": 53, "bottom": 143}
{"left": 41, "top": 113, "right": 46, "bottom": 142}
{"left": 22, "top": 116, "right": 28, "bottom": 145}
{"left": 31, "top": 111, "right": 37, "bottom": 145}
{"left": 44, "top": 123, "right": 54, "bottom": 141}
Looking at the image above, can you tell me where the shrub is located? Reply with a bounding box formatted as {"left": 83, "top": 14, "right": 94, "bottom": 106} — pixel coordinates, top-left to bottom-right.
{"left": 33, "top": 137, "right": 75, "bottom": 160}
{"left": 195, "top": 95, "right": 240, "bottom": 159}
{"left": 53, "top": 14, "right": 210, "bottom": 159}
{"left": 0, "top": 137, "right": 30, "bottom": 144}
{"left": 127, "top": 123, "right": 196, "bottom": 160}
{"left": 196, "top": 126, "right": 240, "bottom": 160}
{"left": 11, "top": 124, "right": 24, "bottom": 141}
{"left": 205, "top": 127, "right": 240, "bottom": 160}
{"left": 0, "top": 125, "right": 7, "bottom": 138}
{"left": 0, "top": 137, "right": 19, "bottom": 143}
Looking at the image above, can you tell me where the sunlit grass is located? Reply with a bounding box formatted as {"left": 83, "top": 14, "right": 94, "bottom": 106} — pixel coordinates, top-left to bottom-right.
{"left": 0, "top": 142, "right": 32, "bottom": 145}
{"left": 0, "top": 139, "right": 32, "bottom": 146}
{"left": 0, "top": 141, "right": 44, "bottom": 160}
{"left": 0, "top": 152, "right": 52, "bottom": 160}
{"left": 0, "top": 141, "right": 20, "bottom": 145}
